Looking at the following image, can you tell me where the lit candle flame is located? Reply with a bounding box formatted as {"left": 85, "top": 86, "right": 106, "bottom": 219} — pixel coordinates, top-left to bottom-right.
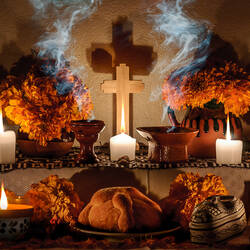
{"left": 121, "top": 103, "right": 125, "bottom": 133}
{"left": 0, "top": 109, "right": 3, "bottom": 133}
{"left": 226, "top": 114, "right": 231, "bottom": 140}
{"left": 0, "top": 182, "right": 8, "bottom": 210}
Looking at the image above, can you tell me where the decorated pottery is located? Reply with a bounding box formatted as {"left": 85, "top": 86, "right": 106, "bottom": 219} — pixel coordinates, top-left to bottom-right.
{"left": 70, "top": 120, "right": 105, "bottom": 163}
{"left": 136, "top": 126, "right": 198, "bottom": 163}
{"left": 0, "top": 217, "right": 31, "bottom": 240}
{"left": 168, "top": 106, "right": 242, "bottom": 158}
{"left": 0, "top": 205, "right": 33, "bottom": 240}
{"left": 189, "top": 195, "right": 247, "bottom": 243}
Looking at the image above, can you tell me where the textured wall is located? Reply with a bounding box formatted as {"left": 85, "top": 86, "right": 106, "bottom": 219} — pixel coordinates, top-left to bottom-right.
{"left": 0, "top": 0, "right": 249, "bottom": 143}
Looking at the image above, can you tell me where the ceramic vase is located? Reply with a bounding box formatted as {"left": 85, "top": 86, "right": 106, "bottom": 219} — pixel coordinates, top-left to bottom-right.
{"left": 70, "top": 120, "right": 105, "bottom": 163}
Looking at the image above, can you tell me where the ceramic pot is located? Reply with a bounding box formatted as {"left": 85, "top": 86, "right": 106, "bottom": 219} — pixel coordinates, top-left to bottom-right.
{"left": 0, "top": 204, "right": 33, "bottom": 240}
{"left": 190, "top": 195, "right": 247, "bottom": 243}
{"left": 17, "top": 132, "right": 74, "bottom": 157}
{"left": 136, "top": 126, "right": 198, "bottom": 163}
{"left": 70, "top": 120, "right": 105, "bottom": 163}
{"left": 168, "top": 106, "right": 242, "bottom": 158}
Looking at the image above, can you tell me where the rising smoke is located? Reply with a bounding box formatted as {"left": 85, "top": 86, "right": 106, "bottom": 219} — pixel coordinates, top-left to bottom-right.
{"left": 29, "top": 0, "right": 101, "bottom": 118}
{"left": 30, "top": 0, "right": 101, "bottom": 72}
{"left": 149, "top": 0, "right": 212, "bottom": 121}
{"left": 151, "top": 0, "right": 211, "bottom": 78}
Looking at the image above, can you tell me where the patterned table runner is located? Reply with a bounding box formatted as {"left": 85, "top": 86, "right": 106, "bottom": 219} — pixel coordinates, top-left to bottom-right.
{"left": 0, "top": 146, "right": 249, "bottom": 173}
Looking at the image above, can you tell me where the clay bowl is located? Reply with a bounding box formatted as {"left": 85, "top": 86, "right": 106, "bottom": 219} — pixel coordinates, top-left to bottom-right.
{"left": 17, "top": 132, "right": 75, "bottom": 157}
{"left": 136, "top": 126, "right": 199, "bottom": 163}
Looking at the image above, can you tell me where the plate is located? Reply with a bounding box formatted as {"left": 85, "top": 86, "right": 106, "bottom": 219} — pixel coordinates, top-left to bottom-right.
{"left": 72, "top": 223, "right": 181, "bottom": 240}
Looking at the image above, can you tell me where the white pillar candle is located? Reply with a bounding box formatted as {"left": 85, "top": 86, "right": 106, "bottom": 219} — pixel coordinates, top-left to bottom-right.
{"left": 0, "top": 111, "right": 16, "bottom": 164}
{"left": 216, "top": 115, "right": 243, "bottom": 165}
{"left": 110, "top": 133, "right": 136, "bottom": 161}
{"left": 216, "top": 139, "right": 243, "bottom": 164}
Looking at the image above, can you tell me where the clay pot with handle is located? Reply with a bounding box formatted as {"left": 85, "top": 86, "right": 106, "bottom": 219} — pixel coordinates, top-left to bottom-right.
{"left": 167, "top": 106, "right": 243, "bottom": 158}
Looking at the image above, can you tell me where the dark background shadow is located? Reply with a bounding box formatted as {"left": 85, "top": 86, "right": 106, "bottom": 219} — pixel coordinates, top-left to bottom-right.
{"left": 214, "top": 0, "right": 250, "bottom": 68}
{"left": 0, "top": 65, "right": 8, "bottom": 81}
{"left": 70, "top": 168, "right": 185, "bottom": 204}
{"left": 70, "top": 168, "right": 148, "bottom": 203}
{"left": 0, "top": 2, "right": 44, "bottom": 70}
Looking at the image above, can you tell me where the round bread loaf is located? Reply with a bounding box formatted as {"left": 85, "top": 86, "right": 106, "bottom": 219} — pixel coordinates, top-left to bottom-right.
{"left": 78, "top": 186, "right": 162, "bottom": 232}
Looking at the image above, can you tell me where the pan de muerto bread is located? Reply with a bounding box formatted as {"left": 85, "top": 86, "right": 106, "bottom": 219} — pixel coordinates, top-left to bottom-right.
{"left": 78, "top": 187, "right": 162, "bottom": 232}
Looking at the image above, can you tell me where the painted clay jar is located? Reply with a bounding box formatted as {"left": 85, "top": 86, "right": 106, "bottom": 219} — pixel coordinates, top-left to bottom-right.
{"left": 189, "top": 195, "right": 247, "bottom": 243}
{"left": 182, "top": 107, "right": 242, "bottom": 158}
{"left": 168, "top": 105, "right": 242, "bottom": 158}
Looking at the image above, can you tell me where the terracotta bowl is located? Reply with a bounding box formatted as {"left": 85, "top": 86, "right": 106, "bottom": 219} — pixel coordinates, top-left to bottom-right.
{"left": 136, "top": 126, "right": 199, "bottom": 163}
{"left": 17, "top": 132, "right": 75, "bottom": 157}
{"left": 17, "top": 140, "right": 74, "bottom": 157}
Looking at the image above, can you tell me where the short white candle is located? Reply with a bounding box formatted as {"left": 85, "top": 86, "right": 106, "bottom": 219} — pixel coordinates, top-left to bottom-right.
{"left": 110, "top": 133, "right": 136, "bottom": 161}
{"left": 216, "top": 139, "right": 243, "bottom": 164}
{"left": 0, "top": 110, "right": 16, "bottom": 164}
{"left": 216, "top": 115, "right": 242, "bottom": 165}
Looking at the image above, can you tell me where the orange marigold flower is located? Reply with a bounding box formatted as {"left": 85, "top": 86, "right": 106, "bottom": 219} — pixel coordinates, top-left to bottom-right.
{"left": 0, "top": 65, "right": 93, "bottom": 146}
{"left": 162, "top": 62, "right": 250, "bottom": 117}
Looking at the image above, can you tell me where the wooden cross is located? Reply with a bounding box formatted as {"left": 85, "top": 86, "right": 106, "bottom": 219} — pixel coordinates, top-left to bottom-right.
{"left": 101, "top": 64, "right": 144, "bottom": 135}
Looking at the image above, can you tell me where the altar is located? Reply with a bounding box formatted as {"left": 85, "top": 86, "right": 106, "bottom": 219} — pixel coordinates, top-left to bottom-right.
{"left": 0, "top": 0, "right": 250, "bottom": 249}
{"left": 0, "top": 147, "right": 250, "bottom": 249}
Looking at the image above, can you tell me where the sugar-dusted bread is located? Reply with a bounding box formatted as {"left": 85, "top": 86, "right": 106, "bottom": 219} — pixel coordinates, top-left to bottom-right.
{"left": 78, "top": 187, "right": 162, "bottom": 232}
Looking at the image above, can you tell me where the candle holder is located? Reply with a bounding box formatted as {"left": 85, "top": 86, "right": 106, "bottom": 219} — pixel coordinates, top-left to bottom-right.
{"left": 136, "top": 126, "right": 198, "bottom": 163}
{"left": 70, "top": 120, "right": 105, "bottom": 163}
{"left": 0, "top": 204, "right": 33, "bottom": 240}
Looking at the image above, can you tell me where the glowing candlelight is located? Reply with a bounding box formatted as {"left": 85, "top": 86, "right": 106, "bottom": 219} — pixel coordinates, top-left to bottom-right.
{"left": 0, "top": 182, "right": 33, "bottom": 240}
{"left": 0, "top": 109, "right": 16, "bottom": 164}
{"left": 0, "top": 182, "right": 8, "bottom": 210}
{"left": 216, "top": 115, "right": 243, "bottom": 164}
{"left": 110, "top": 103, "right": 136, "bottom": 161}
{"left": 0, "top": 182, "right": 33, "bottom": 214}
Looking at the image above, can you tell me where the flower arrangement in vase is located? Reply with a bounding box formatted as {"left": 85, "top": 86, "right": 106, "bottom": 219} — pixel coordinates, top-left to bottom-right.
{"left": 163, "top": 62, "right": 250, "bottom": 157}
{"left": 0, "top": 53, "right": 93, "bottom": 156}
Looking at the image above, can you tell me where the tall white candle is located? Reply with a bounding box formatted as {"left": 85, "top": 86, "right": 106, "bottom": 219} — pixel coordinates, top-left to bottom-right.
{"left": 110, "top": 133, "right": 136, "bottom": 161}
{"left": 0, "top": 110, "right": 16, "bottom": 164}
{"left": 216, "top": 115, "right": 243, "bottom": 165}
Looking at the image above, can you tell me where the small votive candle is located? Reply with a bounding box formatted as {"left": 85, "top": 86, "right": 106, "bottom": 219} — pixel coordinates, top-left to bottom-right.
{"left": 110, "top": 133, "right": 136, "bottom": 161}
{"left": 216, "top": 115, "right": 243, "bottom": 165}
{"left": 0, "top": 183, "right": 33, "bottom": 240}
{"left": 0, "top": 110, "right": 16, "bottom": 164}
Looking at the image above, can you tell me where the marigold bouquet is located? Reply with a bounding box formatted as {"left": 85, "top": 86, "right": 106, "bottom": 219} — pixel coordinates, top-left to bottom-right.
{"left": 24, "top": 175, "right": 83, "bottom": 227}
{"left": 162, "top": 62, "right": 250, "bottom": 117}
{"left": 160, "top": 172, "right": 228, "bottom": 229}
{"left": 0, "top": 56, "right": 93, "bottom": 146}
